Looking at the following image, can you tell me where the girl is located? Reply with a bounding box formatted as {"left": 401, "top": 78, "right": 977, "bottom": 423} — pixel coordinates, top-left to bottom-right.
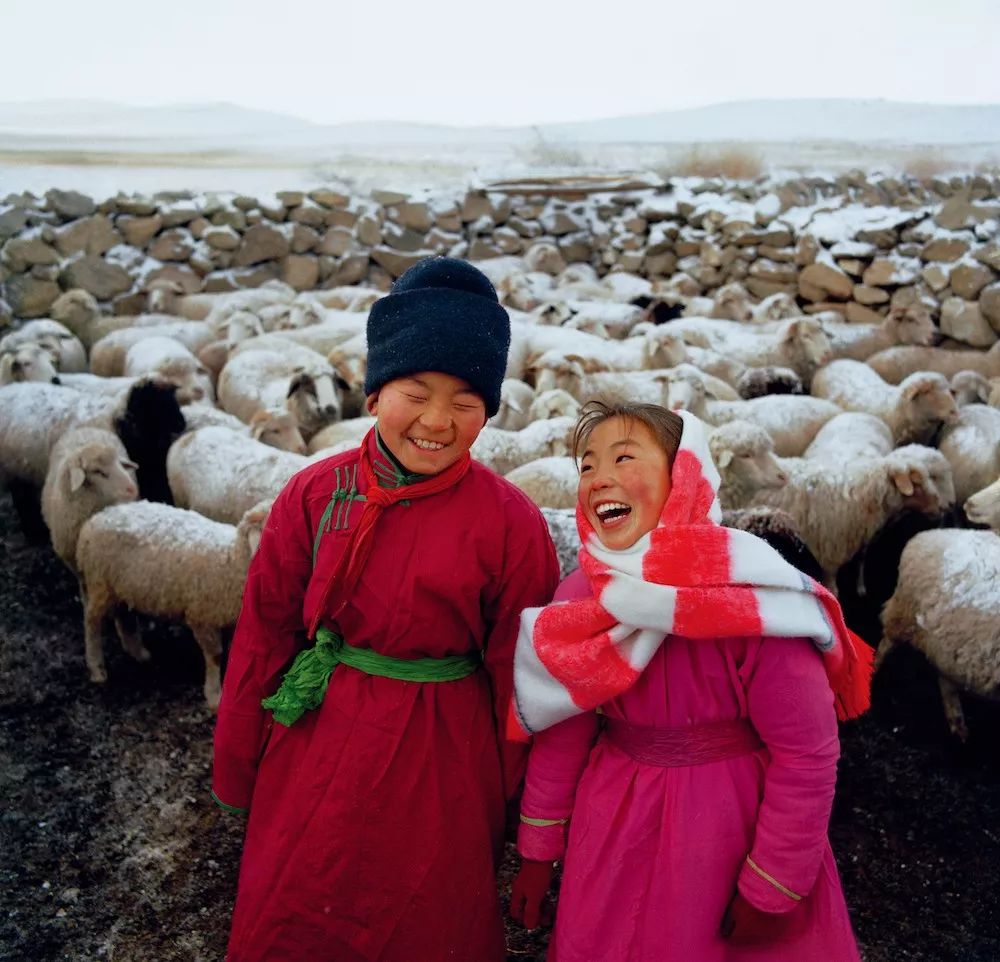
{"left": 212, "top": 257, "right": 560, "bottom": 962}
{"left": 509, "top": 401, "right": 870, "bottom": 961}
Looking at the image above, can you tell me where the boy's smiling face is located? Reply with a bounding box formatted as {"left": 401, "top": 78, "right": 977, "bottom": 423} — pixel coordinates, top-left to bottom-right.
{"left": 367, "top": 371, "right": 487, "bottom": 475}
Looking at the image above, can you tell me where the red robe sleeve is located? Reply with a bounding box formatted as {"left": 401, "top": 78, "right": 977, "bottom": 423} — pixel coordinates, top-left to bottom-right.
{"left": 481, "top": 490, "right": 560, "bottom": 801}
{"left": 211, "top": 471, "right": 314, "bottom": 812}
{"left": 739, "top": 636, "right": 841, "bottom": 912}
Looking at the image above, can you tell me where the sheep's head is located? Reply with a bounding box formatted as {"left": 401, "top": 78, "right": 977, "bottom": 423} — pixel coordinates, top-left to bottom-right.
{"left": 530, "top": 352, "right": 586, "bottom": 395}
{"left": 0, "top": 344, "right": 61, "bottom": 385}
{"left": 709, "top": 420, "right": 788, "bottom": 496}
{"left": 524, "top": 242, "right": 565, "bottom": 276}
{"left": 964, "top": 474, "right": 1000, "bottom": 529}
{"left": 886, "top": 446, "right": 956, "bottom": 515}
{"left": 663, "top": 366, "right": 709, "bottom": 418}
{"left": 642, "top": 329, "right": 688, "bottom": 369}
{"left": 223, "top": 311, "right": 265, "bottom": 348}
{"left": 898, "top": 372, "right": 960, "bottom": 442}
{"left": 63, "top": 441, "right": 139, "bottom": 506}
{"left": 949, "top": 370, "right": 992, "bottom": 406}
{"left": 50, "top": 288, "right": 100, "bottom": 331}
{"left": 250, "top": 408, "right": 308, "bottom": 454}
{"left": 781, "top": 318, "right": 833, "bottom": 370}
{"left": 533, "top": 302, "right": 572, "bottom": 327}
{"left": 286, "top": 369, "right": 342, "bottom": 437}
{"left": 156, "top": 356, "right": 214, "bottom": 405}
{"left": 238, "top": 498, "right": 275, "bottom": 562}
{"left": 544, "top": 418, "right": 576, "bottom": 459}
{"left": 736, "top": 366, "right": 803, "bottom": 400}
{"left": 327, "top": 348, "right": 367, "bottom": 393}
{"left": 563, "top": 315, "right": 611, "bottom": 339}
{"left": 988, "top": 377, "right": 1000, "bottom": 408}
{"left": 275, "top": 302, "right": 322, "bottom": 331}
{"left": 752, "top": 292, "right": 799, "bottom": 323}
{"left": 147, "top": 279, "right": 185, "bottom": 315}
{"left": 887, "top": 303, "right": 938, "bottom": 347}
{"left": 710, "top": 283, "right": 753, "bottom": 323}
{"left": 528, "top": 389, "right": 581, "bottom": 421}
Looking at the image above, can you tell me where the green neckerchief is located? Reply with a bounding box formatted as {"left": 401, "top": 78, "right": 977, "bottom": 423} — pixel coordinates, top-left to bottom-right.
{"left": 373, "top": 431, "right": 428, "bottom": 489}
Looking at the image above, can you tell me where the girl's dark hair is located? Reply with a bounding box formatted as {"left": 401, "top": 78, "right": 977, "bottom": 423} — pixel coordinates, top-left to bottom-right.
{"left": 572, "top": 399, "right": 684, "bottom": 466}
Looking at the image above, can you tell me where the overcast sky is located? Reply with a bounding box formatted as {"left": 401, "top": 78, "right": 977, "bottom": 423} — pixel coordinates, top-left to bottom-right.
{"left": 3, "top": 0, "right": 998, "bottom": 126}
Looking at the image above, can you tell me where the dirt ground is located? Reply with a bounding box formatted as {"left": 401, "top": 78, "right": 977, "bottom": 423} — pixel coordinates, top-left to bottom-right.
{"left": 2, "top": 486, "right": 999, "bottom": 962}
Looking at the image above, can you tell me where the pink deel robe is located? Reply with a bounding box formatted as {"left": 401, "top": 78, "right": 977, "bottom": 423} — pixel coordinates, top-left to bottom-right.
{"left": 518, "top": 569, "right": 861, "bottom": 962}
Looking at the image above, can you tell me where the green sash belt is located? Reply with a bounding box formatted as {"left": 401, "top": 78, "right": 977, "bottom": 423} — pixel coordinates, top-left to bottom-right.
{"left": 262, "top": 627, "right": 481, "bottom": 727}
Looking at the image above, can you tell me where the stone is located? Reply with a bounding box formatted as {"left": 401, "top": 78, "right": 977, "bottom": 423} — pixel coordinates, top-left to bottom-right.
{"left": 921, "top": 263, "right": 950, "bottom": 292}
{"left": 853, "top": 284, "right": 890, "bottom": 306}
{"left": 433, "top": 208, "right": 463, "bottom": 233}
{"left": 259, "top": 198, "right": 287, "bottom": 222}
{"left": 235, "top": 224, "right": 290, "bottom": 266}
{"left": 798, "top": 262, "right": 853, "bottom": 302}
{"left": 748, "top": 259, "right": 798, "bottom": 286}
{"left": 318, "top": 228, "right": 354, "bottom": 257}
{"left": 935, "top": 191, "right": 1000, "bottom": 231}
{"left": 382, "top": 222, "right": 428, "bottom": 253}
{"left": 0, "top": 207, "right": 30, "bottom": 243}
{"left": 372, "top": 188, "right": 409, "bottom": 206}
{"left": 326, "top": 207, "right": 359, "bottom": 230}
{"left": 53, "top": 215, "right": 121, "bottom": 258}
{"left": 541, "top": 207, "right": 587, "bottom": 237}
{"left": 745, "top": 277, "right": 796, "bottom": 299}
{"left": 557, "top": 232, "right": 593, "bottom": 264}
{"left": 188, "top": 217, "right": 211, "bottom": 240}
{"left": 494, "top": 227, "right": 523, "bottom": 256}
{"left": 233, "top": 195, "right": 258, "bottom": 211}
{"left": 289, "top": 224, "right": 320, "bottom": 255}
{"left": 281, "top": 254, "right": 320, "bottom": 291}
{"left": 203, "top": 271, "right": 240, "bottom": 293}
{"left": 188, "top": 242, "right": 223, "bottom": 276}
{"left": 148, "top": 228, "right": 195, "bottom": 262}
{"left": 211, "top": 208, "right": 248, "bottom": 231}
{"left": 1, "top": 233, "right": 59, "bottom": 273}
{"left": 356, "top": 215, "right": 383, "bottom": 247}
{"left": 974, "top": 241, "right": 1000, "bottom": 273}
{"left": 310, "top": 188, "right": 351, "bottom": 209}
{"left": 288, "top": 203, "right": 327, "bottom": 229}
{"left": 160, "top": 203, "right": 202, "bottom": 228}
{"left": 855, "top": 227, "right": 899, "bottom": 250}
{"left": 461, "top": 191, "right": 491, "bottom": 223}
{"left": 862, "top": 257, "right": 921, "bottom": 288}
{"left": 467, "top": 237, "right": 503, "bottom": 260}
{"left": 114, "top": 195, "right": 157, "bottom": 216}
{"left": 949, "top": 262, "right": 995, "bottom": 300}
{"left": 920, "top": 236, "right": 970, "bottom": 262}
{"left": 367, "top": 265, "right": 395, "bottom": 291}
{"left": 758, "top": 244, "right": 797, "bottom": 263}
{"left": 111, "top": 291, "right": 149, "bottom": 315}
{"left": 59, "top": 255, "right": 132, "bottom": 300}
{"left": 940, "top": 296, "right": 997, "bottom": 347}
{"left": 837, "top": 259, "right": 866, "bottom": 278}
{"left": 644, "top": 252, "right": 677, "bottom": 277}
{"left": 233, "top": 263, "right": 283, "bottom": 288}
{"left": 119, "top": 213, "right": 164, "bottom": 248}
{"left": 387, "top": 201, "right": 433, "bottom": 233}
{"left": 330, "top": 253, "right": 370, "bottom": 286}
{"left": 4, "top": 273, "right": 61, "bottom": 317}
{"left": 803, "top": 301, "right": 847, "bottom": 318}
{"left": 45, "top": 189, "right": 95, "bottom": 220}
{"left": 142, "top": 263, "right": 201, "bottom": 293}
{"left": 276, "top": 191, "right": 305, "bottom": 208}
{"left": 979, "top": 282, "right": 1000, "bottom": 333}
{"left": 371, "top": 246, "right": 434, "bottom": 278}
{"left": 795, "top": 234, "right": 819, "bottom": 266}
{"left": 204, "top": 226, "right": 242, "bottom": 252}
{"left": 845, "top": 302, "right": 884, "bottom": 324}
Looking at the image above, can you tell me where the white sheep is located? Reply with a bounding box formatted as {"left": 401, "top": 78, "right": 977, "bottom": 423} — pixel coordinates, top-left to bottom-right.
{"left": 167, "top": 425, "right": 306, "bottom": 524}
{"left": 540, "top": 506, "right": 582, "bottom": 577}
{"left": 89, "top": 321, "right": 216, "bottom": 377}
{"left": 0, "top": 342, "right": 61, "bottom": 386}
{"left": 751, "top": 292, "right": 800, "bottom": 323}
{"left": 75, "top": 498, "right": 272, "bottom": 708}
{"left": 528, "top": 389, "right": 581, "bottom": 422}
{"left": 936, "top": 404, "right": 1000, "bottom": 505}
{"left": 879, "top": 476, "right": 1000, "bottom": 739}
{"left": 950, "top": 370, "right": 993, "bottom": 406}
{"left": 811, "top": 359, "right": 959, "bottom": 445}
{"left": 710, "top": 283, "right": 753, "bottom": 322}
{"left": 471, "top": 417, "right": 576, "bottom": 475}
{"left": 505, "top": 456, "right": 579, "bottom": 509}
{"left": 753, "top": 444, "right": 956, "bottom": 575}
{"left": 50, "top": 289, "right": 134, "bottom": 348}
{"left": 705, "top": 395, "right": 843, "bottom": 456}
{"left": 801, "top": 413, "right": 894, "bottom": 464}
{"left": 267, "top": 313, "right": 366, "bottom": 355}
{"left": 306, "top": 416, "right": 377, "bottom": 455}
{"left": 40, "top": 427, "right": 138, "bottom": 574}
{"left": 304, "top": 286, "right": 382, "bottom": 313}
{"left": 821, "top": 304, "right": 939, "bottom": 362}
{"left": 57, "top": 373, "right": 138, "bottom": 396}
{"left": 123, "top": 336, "right": 214, "bottom": 405}
{"left": 708, "top": 420, "right": 789, "bottom": 511}
{"left": 0, "top": 319, "right": 87, "bottom": 373}
{"left": 867, "top": 342, "right": 1000, "bottom": 385}
{"left": 488, "top": 379, "right": 537, "bottom": 431}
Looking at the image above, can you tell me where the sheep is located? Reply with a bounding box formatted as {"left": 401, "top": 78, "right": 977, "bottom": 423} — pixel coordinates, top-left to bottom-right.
{"left": 966, "top": 475, "right": 1000, "bottom": 527}
{"left": 256, "top": 300, "right": 326, "bottom": 332}
{"left": 635, "top": 296, "right": 685, "bottom": 326}
{"left": 540, "top": 506, "right": 581, "bottom": 577}
{"left": 146, "top": 278, "right": 187, "bottom": 315}
{"left": 57, "top": 373, "right": 137, "bottom": 396}
{"left": 752, "top": 444, "right": 956, "bottom": 576}
{"left": 167, "top": 426, "right": 306, "bottom": 524}
{"left": 75, "top": 498, "right": 272, "bottom": 708}
{"left": 488, "top": 379, "right": 537, "bottom": 431}
{"left": 195, "top": 311, "right": 267, "bottom": 383}
{"left": 802, "top": 413, "right": 895, "bottom": 464}
{"left": 821, "top": 304, "right": 939, "bottom": 362}
{"left": 811, "top": 360, "right": 959, "bottom": 445}
{"left": 950, "top": 370, "right": 993, "bottom": 406}
{"left": 325, "top": 332, "right": 368, "bottom": 418}
{"left": 201, "top": 284, "right": 296, "bottom": 327}
{"left": 0, "top": 319, "right": 87, "bottom": 373}
{"left": 89, "top": 321, "right": 216, "bottom": 377}
{"left": 123, "top": 336, "right": 214, "bottom": 405}
{"left": 471, "top": 417, "right": 576, "bottom": 475}
{"left": 936, "top": 404, "right": 1000, "bottom": 505}
{"left": 721, "top": 506, "right": 825, "bottom": 584}
{"left": 49, "top": 289, "right": 134, "bottom": 348}
{"left": 497, "top": 271, "right": 554, "bottom": 312}
{"left": 505, "top": 456, "right": 579, "bottom": 509}
{"left": 306, "top": 416, "right": 376, "bottom": 455}
{"left": 866, "top": 341, "right": 1000, "bottom": 385}
{"left": 710, "top": 283, "right": 753, "bottom": 322}
{"left": 559, "top": 300, "right": 645, "bottom": 339}
{"left": 247, "top": 409, "right": 308, "bottom": 453}
{"left": 304, "top": 286, "right": 382, "bottom": 313}
{"left": 219, "top": 340, "right": 343, "bottom": 439}
{"left": 40, "top": 427, "right": 138, "bottom": 574}
{"left": 528, "top": 389, "right": 581, "bottom": 422}
{"left": 0, "top": 342, "right": 61, "bottom": 386}
{"left": 736, "top": 366, "right": 803, "bottom": 400}
{"left": 708, "top": 420, "right": 789, "bottom": 510}
{"left": 705, "top": 395, "right": 843, "bottom": 456}
{"left": 751, "top": 293, "right": 800, "bottom": 324}
{"left": 879, "top": 478, "right": 1000, "bottom": 739}
{"left": 266, "top": 313, "right": 366, "bottom": 355}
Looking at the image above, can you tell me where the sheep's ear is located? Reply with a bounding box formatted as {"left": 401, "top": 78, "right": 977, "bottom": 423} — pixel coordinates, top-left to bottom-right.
{"left": 506, "top": 395, "right": 524, "bottom": 414}
{"left": 781, "top": 319, "right": 802, "bottom": 341}
{"left": 0, "top": 354, "right": 14, "bottom": 380}
{"left": 287, "top": 372, "right": 311, "bottom": 397}
{"left": 901, "top": 378, "right": 931, "bottom": 401}
{"left": 69, "top": 465, "right": 87, "bottom": 492}
{"left": 889, "top": 466, "right": 914, "bottom": 497}
{"left": 717, "top": 450, "right": 733, "bottom": 468}
{"left": 908, "top": 468, "right": 925, "bottom": 489}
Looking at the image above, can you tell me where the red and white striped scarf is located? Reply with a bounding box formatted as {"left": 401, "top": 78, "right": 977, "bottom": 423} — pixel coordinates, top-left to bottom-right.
{"left": 510, "top": 410, "right": 872, "bottom": 739}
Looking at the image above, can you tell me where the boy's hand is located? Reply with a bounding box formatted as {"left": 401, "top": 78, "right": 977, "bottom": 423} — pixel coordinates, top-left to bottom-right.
{"left": 720, "top": 891, "right": 798, "bottom": 944}
{"left": 509, "top": 858, "right": 555, "bottom": 930}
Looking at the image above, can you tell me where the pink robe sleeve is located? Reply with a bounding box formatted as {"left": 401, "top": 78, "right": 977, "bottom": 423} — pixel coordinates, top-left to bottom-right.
{"left": 739, "top": 636, "right": 841, "bottom": 913}
{"left": 482, "top": 494, "right": 561, "bottom": 801}
{"left": 211, "top": 472, "right": 314, "bottom": 812}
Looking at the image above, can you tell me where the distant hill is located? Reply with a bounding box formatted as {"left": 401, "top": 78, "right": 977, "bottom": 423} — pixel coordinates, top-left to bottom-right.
{"left": 0, "top": 98, "right": 997, "bottom": 147}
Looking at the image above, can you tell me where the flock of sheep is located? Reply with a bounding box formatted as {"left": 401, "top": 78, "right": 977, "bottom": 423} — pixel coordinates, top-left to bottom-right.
{"left": 1, "top": 257, "right": 998, "bottom": 738}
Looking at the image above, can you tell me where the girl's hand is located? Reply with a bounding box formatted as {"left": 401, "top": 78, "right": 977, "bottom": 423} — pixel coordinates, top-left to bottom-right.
{"left": 720, "top": 891, "right": 799, "bottom": 944}
{"left": 509, "top": 858, "right": 555, "bottom": 929}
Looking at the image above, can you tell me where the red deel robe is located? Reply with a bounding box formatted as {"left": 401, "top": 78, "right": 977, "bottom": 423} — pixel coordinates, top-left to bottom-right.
{"left": 213, "top": 434, "right": 560, "bottom": 962}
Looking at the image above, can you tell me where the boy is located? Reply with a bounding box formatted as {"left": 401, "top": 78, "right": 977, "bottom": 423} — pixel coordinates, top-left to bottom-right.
{"left": 213, "top": 257, "right": 560, "bottom": 962}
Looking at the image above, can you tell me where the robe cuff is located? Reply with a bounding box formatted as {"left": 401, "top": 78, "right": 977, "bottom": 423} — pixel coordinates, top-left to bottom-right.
{"left": 737, "top": 854, "right": 804, "bottom": 914}
{"left": 211, "top": 790, "right": 248, "bottom": 815}
{"left": 517, "top": 817, "right": 567, "bottom": 862}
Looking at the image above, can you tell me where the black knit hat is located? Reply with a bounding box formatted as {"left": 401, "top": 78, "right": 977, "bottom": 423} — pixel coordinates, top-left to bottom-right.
{"left": 364, "top": 256, "right": 511, "bottom": 416}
